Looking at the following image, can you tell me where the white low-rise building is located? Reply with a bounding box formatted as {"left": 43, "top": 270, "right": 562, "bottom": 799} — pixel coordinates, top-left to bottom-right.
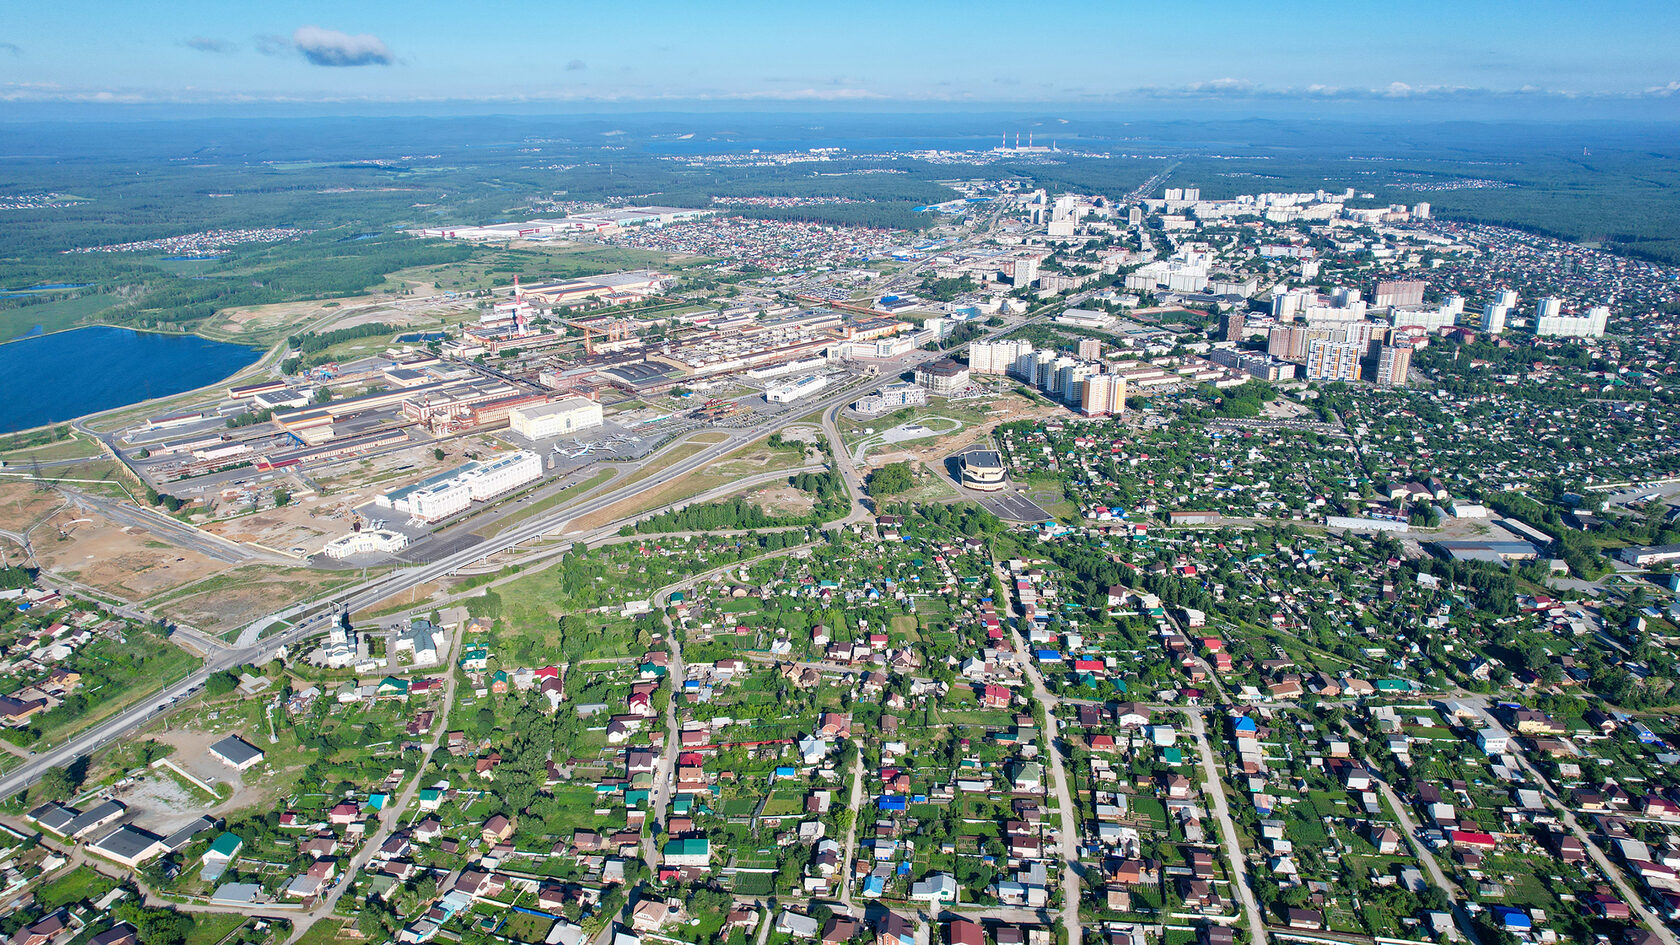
{"left": 395, "top": 621, "right": 445, "bottom": 667}
{"left": 378, "top": 451, "right": 543, "bottom": 523}
{"left": 322, "top": 529, "right": 410, "bottom": 559}
{"left": 766, "top": 375, "right": 829, "bottom": 404}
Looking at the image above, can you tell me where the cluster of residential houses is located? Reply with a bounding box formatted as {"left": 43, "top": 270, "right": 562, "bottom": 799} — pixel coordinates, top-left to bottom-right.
{"left": 0, "top": 592, "right": 122, "bottom": 728}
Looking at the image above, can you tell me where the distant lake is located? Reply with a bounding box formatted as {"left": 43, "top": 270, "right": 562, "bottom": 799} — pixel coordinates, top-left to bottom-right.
{"left": 0, "top": 326, "right": 261, "bottom": 433}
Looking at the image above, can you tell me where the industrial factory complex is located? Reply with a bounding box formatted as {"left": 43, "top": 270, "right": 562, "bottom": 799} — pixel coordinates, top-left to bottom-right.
{"left": 105, "top": 264, "right": 1002, "bottom": 562}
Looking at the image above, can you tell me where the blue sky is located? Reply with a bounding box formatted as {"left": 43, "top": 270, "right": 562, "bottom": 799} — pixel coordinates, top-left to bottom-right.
{"left": 4, "top": 0, "right": 1679, "bottom": 117}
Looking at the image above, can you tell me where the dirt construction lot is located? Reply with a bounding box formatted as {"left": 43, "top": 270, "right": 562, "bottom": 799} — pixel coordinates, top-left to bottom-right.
{"left": 105, "top": 727, "right": 275, "bottom": 835}
{"left": 0, "top": 480, "right": 69, "bottom": 536}
{"left": 749, "top": 482, "right": 816, "bottom": 516}
{"left": 159, "top": 565, "right": 358, "bottom": 635}
{"left": 860, "top": 390, "right": 1061, "bottom": 473}
{"left": 19, "top": 509, "right": 236, "bottom": 602}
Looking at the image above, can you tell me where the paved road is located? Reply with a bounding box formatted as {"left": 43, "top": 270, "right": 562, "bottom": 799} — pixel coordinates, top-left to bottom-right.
{"left": 68, "top": 491, "right": 266, "bottom": 564}
{"left": 1185, "top": 710, "right": 1268, "bottom": 945}
{"left": 994, "top": 557, "right": 1082, "bottom": 942}
{"left": 819, "top": 399, "right": 874, "bottom": 530}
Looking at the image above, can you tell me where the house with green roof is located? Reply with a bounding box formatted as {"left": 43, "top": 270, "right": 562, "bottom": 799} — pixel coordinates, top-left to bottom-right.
{"left": 460, "top": 646, "right": 490, "bottom": 672}
{"left": 662, "top": 837, "right": 710, "bottom": 867}
{"left": 200, "top": 832, "right": 243, "bottom": 883}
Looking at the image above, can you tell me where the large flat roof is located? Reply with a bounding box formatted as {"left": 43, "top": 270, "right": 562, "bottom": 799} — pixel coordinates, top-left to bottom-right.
{"left": 91, "top": 824, "right": 163, "bottom": 860}
{"left": 517, "top": 397, "right": 600, "bottom": 418}
{"left": 209, "top": 734, "right": 264, "bottom": 766}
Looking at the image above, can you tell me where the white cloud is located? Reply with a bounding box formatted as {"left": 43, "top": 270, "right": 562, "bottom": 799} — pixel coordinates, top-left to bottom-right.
{"left": 290, "top": 26, "right": 393, "bottom": 67}
{"left": 181, "top": 37, "right": 237, "bottom": 54}
{"left": 1132, "top": 78, "right": 1680, "bottom": 102}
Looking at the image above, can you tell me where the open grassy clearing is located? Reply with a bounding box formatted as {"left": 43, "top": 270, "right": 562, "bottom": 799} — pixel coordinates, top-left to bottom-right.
{"left": 475, "top": 467, "right": 619, "bottom": 538}
{"left": 564, "top": 437, "right": 814, "bottom": 532}
{"left": 291, "top": 920, "right": 358, "bottom": 945}
{"left": 0, "top": 435, "right": 105, "bottom": 464}
{"left": 372, "top": 242, "right": 679, "bottom": 295}
{"left": 0, "top": 292, "right": 124, "bottom": 343}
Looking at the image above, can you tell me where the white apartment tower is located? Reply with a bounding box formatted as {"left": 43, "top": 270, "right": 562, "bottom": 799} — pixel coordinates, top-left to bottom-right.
{"left": 1482, "top": 302, "right": 1508, "bottom": 335}
{"left": 1535, "top": 304, "right": 1610, "bottom": 339}
{"left": 1305, "top": 340, "right": 1363, "bottom": 382}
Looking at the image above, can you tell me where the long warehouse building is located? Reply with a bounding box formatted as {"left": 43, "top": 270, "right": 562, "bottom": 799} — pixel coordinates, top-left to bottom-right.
{"left": 376, "top": 450, "right": 543, "bottom": 523}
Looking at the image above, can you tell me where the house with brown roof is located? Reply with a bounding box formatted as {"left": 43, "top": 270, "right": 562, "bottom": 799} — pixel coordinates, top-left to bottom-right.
{"left": 18, "top": 913, "right": 68, "bottom": 945}
{"left": 482, "top": 813, "right": 515, "bottom": 843}
{"left": 945, "top": 919, "right": 983, "bottom": 945}
{"left": 1286, "top": 909, "right": 1324, "bottom": 930}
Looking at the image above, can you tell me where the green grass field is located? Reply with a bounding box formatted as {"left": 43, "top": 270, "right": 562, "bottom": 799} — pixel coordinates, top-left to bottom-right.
{"left": 732, "top": 872, "right": 775, "bottom": 895}
{"left": 183, "top": 914, "right": 247, "bottom": 945}
{"left": 720, "top": 796, "right": 760, "bottom": 817}
{"left": 34, "top": 866, "right": 118, "bottom": 911}
{"left": 0, "top": 292, "right": 122, "bottom": 342}
{"left": 377, "top": 243, "right": 677, "bottom": 295}
{"left": 290, "top": 920, "right": 354, "bottom": 945}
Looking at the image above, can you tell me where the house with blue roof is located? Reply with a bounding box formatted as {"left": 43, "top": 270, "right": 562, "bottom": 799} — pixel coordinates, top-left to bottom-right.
{"left": 1491, "top": 907, "right": 1531, "bottom": 933}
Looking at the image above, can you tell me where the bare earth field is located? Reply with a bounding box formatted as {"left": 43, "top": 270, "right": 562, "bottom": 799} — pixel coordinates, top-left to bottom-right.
{"left": 749, "top": 482, "right": 816, "bottom": 516}
{"left": 158, "top": 565, "right": 357, "bottom": 635}
{"left": 0, "top": 480, "right": 68, "bottom": 534}
{"left": 862, "top": 391, "right": 1060, "bottom": 472}
{"left": 103, "top": 728, "right": 274, "bottom": 832}
{"left": 33, "top": 511, "right": 233, "bottom": 602}
{"left": 204, "top": 292, "right": 469, "bottom": 345}
{"left": 202, "top": 499, "right": 334, "bottom": 556}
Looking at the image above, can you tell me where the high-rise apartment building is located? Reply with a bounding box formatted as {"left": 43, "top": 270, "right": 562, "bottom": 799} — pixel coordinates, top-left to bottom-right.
{"left": 1268, "top": 324, "right": 1341, "bottom": 361}
{"left": 969, "top": 338, "right": 1034, "bottom": 375}
{"left": 1374, "top": 279, "right": 1427, "bottom": 308}
{"left": 1375, "top": 345, "right": 1413, "bottom": 388}
{"left": 1305, "top": 340, "right": 1363, "bottom": 382}
{"left": 1481, "top": 302, "right": 1508, "bottom": 335}
{"left": 1079, "top": 373, "right": 1128, "bottom": 417}
{"left": 1535, "top": 305, "right": 1609, "bottom": 338}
